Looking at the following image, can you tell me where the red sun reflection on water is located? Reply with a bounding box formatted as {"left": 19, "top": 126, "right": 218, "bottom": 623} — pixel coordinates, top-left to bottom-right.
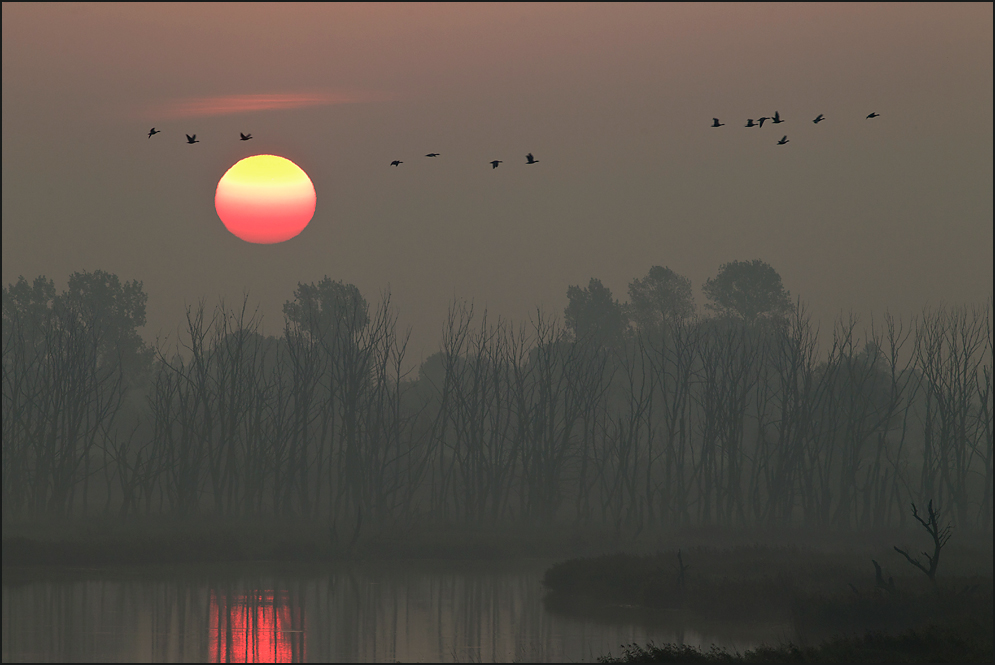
{"left": 209, "top": 590, "right": 305, "bottom": 663}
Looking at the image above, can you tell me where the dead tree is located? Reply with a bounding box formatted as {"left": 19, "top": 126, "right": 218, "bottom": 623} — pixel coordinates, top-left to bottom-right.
{"left": 915, "top": 306, "right": 988, "bottom": 528}
{"left": 893, "top": 500, "right": 952, "bottom": 584}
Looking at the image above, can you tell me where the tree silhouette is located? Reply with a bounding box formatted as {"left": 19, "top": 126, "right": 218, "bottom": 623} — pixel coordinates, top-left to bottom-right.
{"left": 627, "top": 266, "right": 695, "bottom": 334}
{"left": 57, "top": 270, "right": 152, "bottom": 385}
{"left": 283, "top": 277, "right": 369, "bottom": 341}
{"left": 2, "top": 275, "right": 57, "bottom": 355}
{"left": 894, "top": 500, "right": 953, "bottom": 585}
{"left": 1, "top": 270, "right": 146, "bottom": 515}
{"left": 702, "top": 260, "right": 793, "bottom": 322}
{"left": 2, "top": 275, "right": 56, "bottom": 323}
{"left": 3, "top": 271, "right": 151, "bottom": 387}
{"left": 565, "top": 278, "right": 628, "bottom": 346}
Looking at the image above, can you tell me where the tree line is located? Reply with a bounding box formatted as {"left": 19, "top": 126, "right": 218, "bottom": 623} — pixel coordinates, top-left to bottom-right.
{"left": 2, "top": 264, "right": 991, "bottom": 532}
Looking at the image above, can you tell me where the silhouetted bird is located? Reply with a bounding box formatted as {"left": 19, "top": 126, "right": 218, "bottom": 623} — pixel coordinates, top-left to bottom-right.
{"left": 390, "top": 160, "right": 402, "bottom": 166}
{"left": 866, "top": 112, "right": 880, "bottom": 119}
{"left": 240, "top": 132, "right": 253, "bottom": 141}
{"left": 148, "top": 127, "right": 160, "bottom": 139}
{"left": 425, "top": 153, "right": 440, "bottom": 157}
{"left": 490, "top": 160, "right": 503, "bottom": 169}
{"left": 772, "top": 111, "right": 783, "bottom": 124}
{"left": 745, "top": 119, "right": 757, "bottom": 127}
{"left": 758, "top": 116, "right": 770, "bottom": 128}
{"left": 711, "top": 118, "right": 724, "bottom": 127}
{"left": 777, "top": 135, "right": 789, "bottom": 145}
{"left": 526, "top": 153, "right": 538, "bottom": 164}
{"left": 813, "top": 114, "right": 825, "bottom": 124}
{"left": 185, "top": 134, "right": 199, "bottom": 144}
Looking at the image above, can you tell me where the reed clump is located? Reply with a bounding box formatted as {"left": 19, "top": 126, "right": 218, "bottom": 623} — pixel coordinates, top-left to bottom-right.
{"left": 599, "top": 619, "right": 993, "bottom": 663}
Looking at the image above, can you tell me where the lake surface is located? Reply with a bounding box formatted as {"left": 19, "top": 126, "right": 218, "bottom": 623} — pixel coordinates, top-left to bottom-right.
{"left": 2, "top": 561, "right": 793, "bottom": 662}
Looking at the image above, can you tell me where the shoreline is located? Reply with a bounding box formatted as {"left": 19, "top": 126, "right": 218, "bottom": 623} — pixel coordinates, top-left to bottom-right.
{"left": 4, "top": 516, "right": 993, "bottom": 567}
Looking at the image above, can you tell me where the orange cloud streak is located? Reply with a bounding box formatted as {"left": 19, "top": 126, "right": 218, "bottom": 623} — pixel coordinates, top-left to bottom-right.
{"left": 148, "top": 91, "right": 390, "bottom": 119}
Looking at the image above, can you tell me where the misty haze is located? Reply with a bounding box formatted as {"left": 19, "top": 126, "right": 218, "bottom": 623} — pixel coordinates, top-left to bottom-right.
{"left": 3, "top": 3, "right": 992, "bottom": 663}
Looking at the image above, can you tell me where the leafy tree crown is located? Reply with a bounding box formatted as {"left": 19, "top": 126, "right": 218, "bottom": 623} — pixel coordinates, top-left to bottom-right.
{"left": 283, "top": 277, "right": 369, "bottom": 340}
{"left": 564, "top": 278, "right": 628, "bottom": 345}
{"left": 627, "top": 266, "right": 695, "bottom": 332}
{"left": 702, "top": 259, "right": 793, "bottom": 322}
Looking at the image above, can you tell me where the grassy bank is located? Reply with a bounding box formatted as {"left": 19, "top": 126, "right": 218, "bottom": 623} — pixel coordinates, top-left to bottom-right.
{"left": 599, "top": 620, "right": 993, "bottom": 662}
{"left": 543, "top": 546, "right": 992, "bottom": 662}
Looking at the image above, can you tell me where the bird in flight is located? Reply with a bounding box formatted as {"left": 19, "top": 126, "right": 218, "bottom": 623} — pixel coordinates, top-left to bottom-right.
{"left": 758, "top": 116, "right": 770, "bottom": 128}
{"left": 425, "top": 153, "right": 440, "bottom": 157}
{"left": 813, "top": 114, "right": 825, "bottom": 124}
{"left": 777, "top": 136, "right": 789, "bottom": 145}
{"left": 866, "top": 112, "right": 880, "bottom": 119}
{"left": 490, "top": 160, "right": 503, "bottom": 169}
{"left": 148, "top": 127, "right": 160, "bottom": 139}
{"left": 186, "top": 134, "right": 199, "bottom": 144}
{"left": 390, "top": 160, "right": 402, "bottom": 166}
{"left": 745, "top": 119, "right": 757, "bottom": 127}
{"left": 772, "top": 111, "right": 784, "bottom": 124}
{"left": 711, "top": 118, "right": 724, "bottom": 127}
{"left": 240, "top": 132, "right": 253, "bottom": 141}
{"left": 526, "top": 153, "right": 539, "bottom": 164}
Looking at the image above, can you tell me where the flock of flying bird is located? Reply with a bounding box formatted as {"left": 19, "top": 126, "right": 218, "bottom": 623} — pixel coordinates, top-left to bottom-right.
{"left": 710, "top": 110, "right": 881, "bottom": 144}
{"left": 147, "top": 110, "right": 882, "bottom": 160}
{"left": 145, "top": 126, "right": 539, "bottom": 169}
{"left": 390, "top": 152, "right": 539, "bottom": 169}
{"left": 147, "top": 127, "right": 252, "bottom": 143}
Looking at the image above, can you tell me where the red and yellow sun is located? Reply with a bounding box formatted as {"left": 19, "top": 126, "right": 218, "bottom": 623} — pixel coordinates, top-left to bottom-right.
{"left": 215, "top": 155, "right": 316, "bottom": 244}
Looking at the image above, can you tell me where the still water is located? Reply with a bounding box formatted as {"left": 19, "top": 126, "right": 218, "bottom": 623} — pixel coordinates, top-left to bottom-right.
{"left": 2, "top": 561, "right": 793, "bottom": 662}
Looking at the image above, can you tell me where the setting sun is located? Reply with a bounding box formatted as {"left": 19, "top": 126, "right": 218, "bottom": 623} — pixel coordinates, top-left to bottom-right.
{"left": 215, "top": 155, "right": 316, "bottom": 244}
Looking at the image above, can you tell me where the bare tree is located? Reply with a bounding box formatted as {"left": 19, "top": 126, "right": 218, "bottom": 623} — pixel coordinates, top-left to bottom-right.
{"left": 893, "top": 500, "right": 953, "bottom": 584}
{"left": 915, "top": 305, "right": 989, "bottom": 527}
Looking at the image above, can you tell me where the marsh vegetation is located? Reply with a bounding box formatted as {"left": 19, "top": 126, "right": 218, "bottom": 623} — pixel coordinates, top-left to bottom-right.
{"left": 548, "top": 540, "right": 992, "bottom": 663}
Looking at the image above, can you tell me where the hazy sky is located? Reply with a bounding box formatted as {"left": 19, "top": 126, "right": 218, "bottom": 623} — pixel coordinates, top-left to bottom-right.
{"left": 3, "top": 3, "right": 992, "bottom": 360}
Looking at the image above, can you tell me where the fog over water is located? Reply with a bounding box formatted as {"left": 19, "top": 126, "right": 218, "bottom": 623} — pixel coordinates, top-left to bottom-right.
{"left": 1, "top": 563, "right": 793, "bottom": 662}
